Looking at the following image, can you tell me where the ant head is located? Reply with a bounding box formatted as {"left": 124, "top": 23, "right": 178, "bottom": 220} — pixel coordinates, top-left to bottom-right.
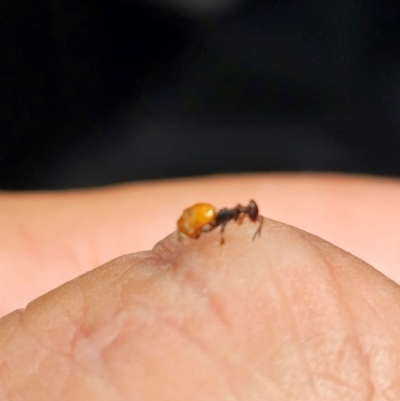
{"left": 248, "top": 199, "right": 259, "bottom": 221}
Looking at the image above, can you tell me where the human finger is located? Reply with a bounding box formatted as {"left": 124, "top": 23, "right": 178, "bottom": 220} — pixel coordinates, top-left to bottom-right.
{"left": 1, "top": 217, "right": 399, "bottom": 399}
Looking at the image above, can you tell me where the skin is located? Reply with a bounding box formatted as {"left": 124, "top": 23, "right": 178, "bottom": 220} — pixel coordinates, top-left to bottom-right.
{"left": 1, "top": 173, "right": 400, "bottom": 400}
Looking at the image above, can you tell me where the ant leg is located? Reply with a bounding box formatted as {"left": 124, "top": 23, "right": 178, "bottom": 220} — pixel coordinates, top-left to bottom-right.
{"left": 237, "top": 213, "right": 245, "bottom": 225}
{"left": 251, "top": 216, "right": 263, "bottom": 241}
{"left": 219, "top": 222, "right": 228, "bottom": 245}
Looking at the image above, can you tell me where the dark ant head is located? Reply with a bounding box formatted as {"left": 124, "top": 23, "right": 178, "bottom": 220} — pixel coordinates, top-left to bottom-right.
{"left": 248, "top": 199, "right": 259, "bottom": 221}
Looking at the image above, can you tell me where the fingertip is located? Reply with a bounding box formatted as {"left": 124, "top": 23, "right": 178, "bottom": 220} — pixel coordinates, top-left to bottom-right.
{"left": 3, "top": 216, "right": 400, "bottom": 399}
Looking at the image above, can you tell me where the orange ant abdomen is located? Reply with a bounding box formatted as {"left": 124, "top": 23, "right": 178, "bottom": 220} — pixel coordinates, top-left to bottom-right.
{"left": 177, "top": 203, "right": 217, "bottom": 239}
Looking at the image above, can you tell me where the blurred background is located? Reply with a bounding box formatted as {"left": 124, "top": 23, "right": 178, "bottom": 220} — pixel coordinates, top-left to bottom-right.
{"left": 1, "top": 0, "right": 400, "bottom": 190}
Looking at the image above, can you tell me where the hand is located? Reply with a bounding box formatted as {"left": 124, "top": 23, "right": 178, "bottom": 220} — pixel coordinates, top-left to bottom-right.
{"left": 1, "top": 174, "right": 400, "bottom": 399}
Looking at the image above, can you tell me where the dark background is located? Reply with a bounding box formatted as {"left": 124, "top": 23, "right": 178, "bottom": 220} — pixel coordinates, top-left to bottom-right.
{"left": 1, "top": 0, "right": 400, "bottom": 190}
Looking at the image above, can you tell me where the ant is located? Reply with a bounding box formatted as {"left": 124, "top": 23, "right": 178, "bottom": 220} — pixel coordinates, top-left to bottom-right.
{"left": 177, "top": 200, "right": 263, "bottom": 244}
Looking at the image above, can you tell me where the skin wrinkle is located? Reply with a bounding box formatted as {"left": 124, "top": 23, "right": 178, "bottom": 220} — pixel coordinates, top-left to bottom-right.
{"left": 15, "top": 194, "right": 94, "bottom": 275}
{"left": 71, "top": 234, "right": 100, "bottom": 274}
{"left": 266, "top": 223, "right": 374, "bottom": 399}
{"left": 52, "top": 252, "right": 158, "bottom": 391}
{"left": 81, "top": 253, "right": 151, "bottom": 297}
{"left": 70, "top": 278, "right": 91, "bottom": 350}
{"left": 176, "top": 222, "right": 310, "bottom": 399}
{"left": 169, "top": 258, "right": 260, "bottom": 400}
{"left": 69, "top": 334, "right": 124, "bottom": 401}
{"left": 16, "top": 307, "right": 76, "bottom": 397}
{"left": 60, "top": 281, "right": 127, "bottom": 400}
{"left": 118, "top": 290, "right": 241, "bottom": 401}
{"left": 95, "top": 318, "right": 136, "bottom": 401}
{"left": 0, "top": 387, "right": 10, "bottom": 401}
{"left": 205, "top": 340, "right": 288, "bottom": 401}
{"left": 13, "top": 215, "right": 85, "bottom": 277}
{"left": 63, "top": 336, "right": 122, "bottom": 400}
{"left": 155, "top": 305, "right": 254, "bottom": 401}
{"left": 175, "top": 252, "right": 233, "bottom": 331}
{"left": 301, "top": 234, "right": 375, "bottom": 399}
{"left": 314, "top": 226, "right": 400, "bottom": 394}
{"left": 14, "top": 220, "right": 42, "bottom": 263}
{"left": 19, "top": 307, "right": 54, "bottom": 360}
{"left": 87, "top": 234, "right": 102, "bottom": 274}
{"left": 152, "top": 231, "right": 198, "bottom": 265}
{"left": 56, "top": 363, "right": 71, "bottom": 401}
{"left": 265, "top": 243, "right": 319, "bottom": 400}
{"left": 0, "top": 309, "right": 23, "bottom": 346}
{"left": 315, "top": 368, "right": 360, "bottom": 394}
{"left": 176, "top": 277, "right": 284, "bottom": 398}
{"left": 132, "top": 223, "right": 396, "bottom": 398}
{"left": 153, "top": 232, "right": 235, "bottom": 329}
{"left": 180, "top": 220, "right": 330, "bottom": 398}
{"left": 380, "top": 390, "right": 390, "bottom": 401}
{"left": 59, "top": 243, "right": 82, "bottom": 274}
{"left": 386, "top": 374, "right": 400, "bottom": 400}
{"left": 0, "top": 314, "right": 22, "bottom": 400}
{"left": 8, "top": 282, "right": 85, "bottom": 398}
{"left": 7, "top": 333, "right": 61, "bottom": 397}
{"left": 71, "top": 289, "right": 136, "bottom": 400}
{"left": 118, "top": 246, "right": 277, "bottom": 400}
{"left": 382, "top": 387, "right": 399, "bottom": 401}
{"left": 343, "top": 294, "right": 399, "bottom": 396}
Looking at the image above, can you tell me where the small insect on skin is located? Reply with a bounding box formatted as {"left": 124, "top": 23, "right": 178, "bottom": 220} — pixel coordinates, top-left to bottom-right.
{"left": 177, "top": 200, "right": 263, "bottom": 244}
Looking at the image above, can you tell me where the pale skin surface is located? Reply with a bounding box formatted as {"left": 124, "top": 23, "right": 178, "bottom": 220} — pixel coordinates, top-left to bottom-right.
{"left": 1, "top": 173, "right": 400, "bottom": 400}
